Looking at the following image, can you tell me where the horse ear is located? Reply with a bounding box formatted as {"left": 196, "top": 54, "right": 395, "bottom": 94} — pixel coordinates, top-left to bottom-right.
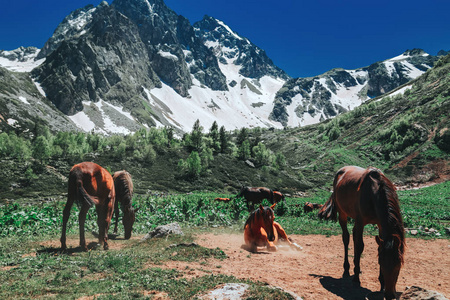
{"left": 270, "top": 203, "right": 277, "bottom": 210}
{"left": 375, "top": 235, "right": 383, "bottom": 246}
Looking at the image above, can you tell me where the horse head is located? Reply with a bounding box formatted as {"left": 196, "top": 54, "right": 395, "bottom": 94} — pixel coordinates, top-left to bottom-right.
{"left": 122, "top": 206, "right": 138, "bottom": 239}
{"left": 376, "top": 235, "right": 403, "bottom": 299}
{"left": 258, "top": 203, "right": 276, "bottom": 241}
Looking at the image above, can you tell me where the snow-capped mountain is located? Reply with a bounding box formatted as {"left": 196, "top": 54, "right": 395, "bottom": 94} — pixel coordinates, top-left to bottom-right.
{"left": 0, "top": 0, "right": 446, "bottom": 135}
{"left": 28, "top": 0, "right": 290, "bottom": 134}
{"left": 270, "top": 49, "right": 439, "bottom": 127}
{"left": 0, "top": 47, "right": 44, "bottom": 72}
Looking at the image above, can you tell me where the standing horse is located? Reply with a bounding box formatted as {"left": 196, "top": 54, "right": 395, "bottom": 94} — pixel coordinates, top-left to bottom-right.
{"left": 112, "top": 170, "right": 136, "bottom": 239}
{"left": 244, "top": 203, "right": 294, "bottom": 252}
{"left": 318, "top": 166, "right": 405, "bottom": 300}
{"left": 237, "top": 186, "right": 284, "bottom": 211}
{"left": 61, "top": 162, "right": 115, "bottom": 251}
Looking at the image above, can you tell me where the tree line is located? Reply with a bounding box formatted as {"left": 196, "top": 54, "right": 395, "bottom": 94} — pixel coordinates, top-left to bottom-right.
{"left": 0, "top": 120, "right": 286, "bottom": 180}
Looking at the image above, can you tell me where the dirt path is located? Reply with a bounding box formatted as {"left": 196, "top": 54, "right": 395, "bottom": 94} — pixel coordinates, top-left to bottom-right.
{"left": 37, "top": 233, "right": 449, "bottom": 299}
{"left": 165, "top": 233, "right": 449, "bottom": 300}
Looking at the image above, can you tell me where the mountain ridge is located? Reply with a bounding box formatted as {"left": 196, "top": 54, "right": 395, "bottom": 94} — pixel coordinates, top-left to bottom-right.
{"left": 0, "top": 0, "right": 447, "bottom": 135}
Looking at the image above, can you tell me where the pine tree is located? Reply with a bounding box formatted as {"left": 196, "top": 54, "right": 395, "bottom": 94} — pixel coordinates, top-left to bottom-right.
{"left": 219, "top": 126, "right": 229, "bottom": 153}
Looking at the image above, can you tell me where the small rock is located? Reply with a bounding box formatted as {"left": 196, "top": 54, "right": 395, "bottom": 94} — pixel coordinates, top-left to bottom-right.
{"left": 399, "top": 285, "right": 448, "bottom": 300}
{"left": 245, "top": 160, "right": 255, "bottom": 168}
{"left": 410, "top": 230, "right": 418, "bottom": 236}
{"left": 142, "top": 222, "right": 184, "bottom": 240}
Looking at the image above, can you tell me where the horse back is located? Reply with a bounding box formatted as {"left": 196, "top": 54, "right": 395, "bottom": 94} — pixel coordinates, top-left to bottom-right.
{"left": 113, "top": 170, "right": 133, "bottom": 205}
{"left": 333, "top": 166, "right": 368, "bottom": 219}
{"left": 334, "top": 166, "right": 382, "bottom": 223}
{"left": 70, "top": 162, "right": 114, "bottom": 199}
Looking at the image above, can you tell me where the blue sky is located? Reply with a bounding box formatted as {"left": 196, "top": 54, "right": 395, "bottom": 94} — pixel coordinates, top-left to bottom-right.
{"left": 1, "top": 0, "right": 449, "bottom": 78}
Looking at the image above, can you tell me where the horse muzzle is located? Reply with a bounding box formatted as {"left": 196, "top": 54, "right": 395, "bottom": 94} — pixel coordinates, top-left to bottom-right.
{"left": 267, "top": 233, "right": 275, "bottom": 242}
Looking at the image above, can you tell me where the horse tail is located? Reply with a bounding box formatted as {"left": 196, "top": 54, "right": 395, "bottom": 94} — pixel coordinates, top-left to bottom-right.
{"left": 318, "top": 169, "right": 344, "bottom": 221}
{"left": 317, "top": 193, "right": 337, "bottom": 221}
{"left": 76, "top": 180, "right": 97, "bottom": 208}
{"left": 236, "top": 186, "right": 246, "bottom": 198}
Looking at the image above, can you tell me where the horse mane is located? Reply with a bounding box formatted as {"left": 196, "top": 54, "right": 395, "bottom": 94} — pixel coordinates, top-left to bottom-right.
{"left": 244, "top": 206, "right": 272, "bottom": 229}
{"left": 360, "top": 167, "right": 405, "bottom": 265}
{"left": 379, "top": 172, "right": 405, "bottom": 264}
{"left": 113, "top": 171, "right": 133, "bottom": 209}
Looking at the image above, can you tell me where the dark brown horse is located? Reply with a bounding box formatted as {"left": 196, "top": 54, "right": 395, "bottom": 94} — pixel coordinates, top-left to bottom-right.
{"left": 61, "top": 162, "right": 115, "bottom": 251}
{"left": 237, "top": 186, "right": 284, "bottom": 210}
{"left": 112, "top": 170, "right": 136, "bottom": 239}
{"left": 318, "top": 166, "right": 405, "bottom": 300}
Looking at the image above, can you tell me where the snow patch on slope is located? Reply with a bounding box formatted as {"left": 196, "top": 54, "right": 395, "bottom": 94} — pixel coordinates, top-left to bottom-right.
{"left": 69, "top": 100, "right": 138, "bottom": 135}
{"left": 0, "top": 54, "right": 44, "bottom": 72}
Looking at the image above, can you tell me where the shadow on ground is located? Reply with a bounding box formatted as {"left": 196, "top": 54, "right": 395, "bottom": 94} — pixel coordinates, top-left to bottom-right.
{"left": 310, "top": 274, "right": 373, "bottom": 300}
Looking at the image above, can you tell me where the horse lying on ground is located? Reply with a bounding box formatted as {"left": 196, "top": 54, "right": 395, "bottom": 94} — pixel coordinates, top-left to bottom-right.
{"left": 237, "top": 186, "right": 285, "bottom": 210}
{"left": 318, "top": 166, "right": 405, "bottom": 300}
{"left": 303, "top": 202, "right": 323, "bottom": 213}
{"left": 61, "top": 162, "right": 115, "bottom": 251}
{"left": 112, "top": 170, "right": 136, "bottom": 239}
{"left": 243, "top": 203, "right": 299, "bottom": 252}
{"left": 214, "top": 197, "right": 231, "bottom": 202}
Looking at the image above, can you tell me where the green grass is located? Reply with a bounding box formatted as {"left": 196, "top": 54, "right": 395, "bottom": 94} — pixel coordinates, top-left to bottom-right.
{"left": 0, "top": 233, "right": 294, "bottom": 299}
{"left": 0, "top": 182, "right": 449, "bottom": 298}
{"left": 1, "top": 182, "right": 449, "bottom": 240}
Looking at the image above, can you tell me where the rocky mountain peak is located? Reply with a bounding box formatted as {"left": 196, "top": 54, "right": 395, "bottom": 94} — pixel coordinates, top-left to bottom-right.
{"left": 403, "top": 48, "right": 427, "bottom": 56}
{"left": 36, "top": 4, "right": 97, "bottom": 59}
{"left": 194, "top": 16, "right": 289, "bottom": 80}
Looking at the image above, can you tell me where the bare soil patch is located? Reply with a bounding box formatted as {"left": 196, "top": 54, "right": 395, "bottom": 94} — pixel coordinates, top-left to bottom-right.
{"left": 169, "top": 233, "right": 450, "bottom": 300}
{"left": 37, "top": 233, "right": 449, "bottom": 299}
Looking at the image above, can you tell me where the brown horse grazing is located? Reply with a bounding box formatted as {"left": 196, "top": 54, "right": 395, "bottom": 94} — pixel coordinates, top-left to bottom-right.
{"left": 112, "top": 170, "right": 136, "bottom": 239}
{"left": 318, "top": 166, "right": 405, "bottom": 300}
{"left": 243, "top": 203, "right": 294, "bottom": 252}
{"left": 303, "top": 202, "right": 323, "bottom": 213}
{"left": 237, "top": 186, "right": 283, "bottom": 211}
{"left": 61, "top": 162, "right": 115, "bottom": 251}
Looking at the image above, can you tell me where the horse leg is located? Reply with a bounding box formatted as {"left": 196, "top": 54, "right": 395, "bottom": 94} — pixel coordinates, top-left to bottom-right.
{"left": 352, "top": 221, "right": 364, "bottom": 286}
{"left": 60, "top": 195, "right": 75, "bottom": 250}
{"left": 378, "top": 267, "right": 385, "bottom": 292}
{"left": 97, "top": 197, "right": 114, "bottom": 250}
{"left": 113, "top": 198, "right": 119, "bottom": 234}
{"left": 339, "top": 215, "right": 350, "bottom": 277}
{"left": 96, "top": 205, "right": 107, "bottom": 250}
{"left": 260, "top": 228, "right": 277, "bottom": 251}
{"left": 273, "top": 222, "right": 291, "bottom": 245}
{"left": 78, "top": 204, "right": 90, "bottom": 251}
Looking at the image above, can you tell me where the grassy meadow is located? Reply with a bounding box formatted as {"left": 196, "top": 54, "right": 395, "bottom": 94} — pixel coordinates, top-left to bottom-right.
{"left": 0, "top": 181, "right": 448, "bottom": 299}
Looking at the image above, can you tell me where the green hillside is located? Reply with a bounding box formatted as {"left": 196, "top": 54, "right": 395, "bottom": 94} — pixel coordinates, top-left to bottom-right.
{"left": 0, "top": 54, "right": 449, "bottom": 203}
